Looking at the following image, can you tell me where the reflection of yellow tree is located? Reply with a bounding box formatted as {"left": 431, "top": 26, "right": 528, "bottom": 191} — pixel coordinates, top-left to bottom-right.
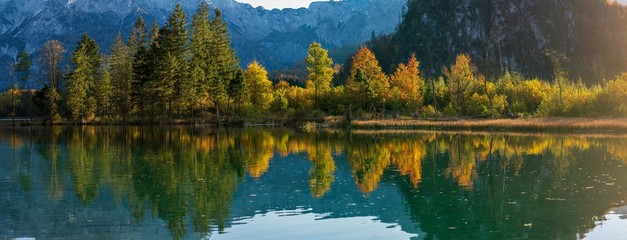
{"left": 307, "top": 141, "right": 336, "bottom": 198}
{"left": 389, "top": 139, "right": 425, "bottom": 188}
{"left": 242, "top": 130, "right": 275, "bottom": 178}
{"left": 447, "top": 136, "right": 476, "bottom": 189}
{"left": 348, "top": 142, "right": 391, "bottom": 194}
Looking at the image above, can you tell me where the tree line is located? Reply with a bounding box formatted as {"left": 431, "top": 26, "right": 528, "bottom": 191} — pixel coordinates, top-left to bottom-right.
{"left": 2, "top": 3, "right": 627, "bottom": 124}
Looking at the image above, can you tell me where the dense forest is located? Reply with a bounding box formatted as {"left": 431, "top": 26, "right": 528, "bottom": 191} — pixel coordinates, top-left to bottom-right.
{"left": 2, "top": 1, "right": 627, "bottom": 124}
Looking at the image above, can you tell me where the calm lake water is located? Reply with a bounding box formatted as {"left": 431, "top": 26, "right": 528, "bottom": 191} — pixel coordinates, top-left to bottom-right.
{"left": 1, "top": 127, "right": 627, "bottom": 240}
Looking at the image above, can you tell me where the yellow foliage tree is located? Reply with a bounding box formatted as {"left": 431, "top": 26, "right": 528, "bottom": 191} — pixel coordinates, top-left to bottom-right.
{"left": 443, "top": 54, "right": 477, "bottom": 115}
{"left": 389, "top": 54, "right": 424, "bottom": 112}
{"left": 305, "top": 42, "right": 334, "bottom": 110}
{"left": 243, "top": 61, "right": 273, "bottom": 112}
{"left": 345, "top": 47, "right": 390, "bottom": 116}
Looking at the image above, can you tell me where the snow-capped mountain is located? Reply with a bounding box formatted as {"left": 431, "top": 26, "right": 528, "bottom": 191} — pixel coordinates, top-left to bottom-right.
{"left": 0, "top": 0, "right": 405, "bottom": 89}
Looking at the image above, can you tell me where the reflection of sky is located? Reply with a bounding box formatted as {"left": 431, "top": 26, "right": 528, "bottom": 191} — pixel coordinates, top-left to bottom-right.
{"left": 584, "top": 206, "right": 627, "bottom": 240}
{"left": 211, "top": 209, "right": 418, "bottom": 240}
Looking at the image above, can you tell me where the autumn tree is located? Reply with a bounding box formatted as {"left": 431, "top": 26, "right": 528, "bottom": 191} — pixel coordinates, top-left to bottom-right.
{"left": 305, "top": 42, "right": 334, "bottom": 110}
{"left": 243, "top": 61, "right": 273, "bottom": 113}
{"left": 443, "top": 54, "right": 476, "bottom": 115}
{"left": 345, "top": 47, "right": 390, "bottom": 117}
{"left": 389, "top": 54, "right": 424, "bottom": 112}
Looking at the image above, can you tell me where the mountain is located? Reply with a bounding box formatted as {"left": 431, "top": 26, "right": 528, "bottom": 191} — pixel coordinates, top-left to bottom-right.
{"left": 0, "top": 0, "right": 406, "bottom": 90}
{"left": 369, "top": 0, "right": 627, "bottom": 84}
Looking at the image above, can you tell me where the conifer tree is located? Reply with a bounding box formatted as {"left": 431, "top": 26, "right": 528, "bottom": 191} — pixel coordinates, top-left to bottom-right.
{"left": 66, "top": 33, "right": 102, "bottom": 121}
{"left": 129, "top": 16, "right": 148, "bottom": 54}
{"left": 190, "top": 2, "right": 212, "bottom": 118}
{"left": 110, "top": 33, "right": 133, "bottom": 122}
{"left": 96, "top": 68, "right": 112, "bottom": 118}
{"left": 66, "top": 46, "right": 93, "bottom": 122}
{"left": 132, "top": 45, "right": 152, "bottom": 121}
{"left": 305, "top": 42, "right": 334, "bottom": 110}
{"left": 158, "top": 3, "right": 190, "bottom": 117}
{"left": 208, "top": 8, "right": 240, "bottom": 123}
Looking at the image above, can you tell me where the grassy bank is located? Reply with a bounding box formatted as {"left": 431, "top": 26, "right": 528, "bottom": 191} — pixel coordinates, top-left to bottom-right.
{"left": 351, "top": 118, "right": 627, "bottom": 132}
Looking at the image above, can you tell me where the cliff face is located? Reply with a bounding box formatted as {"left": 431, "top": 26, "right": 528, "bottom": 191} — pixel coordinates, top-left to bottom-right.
{"left": 377, "top": 0, "right": 627, "bottom": 83}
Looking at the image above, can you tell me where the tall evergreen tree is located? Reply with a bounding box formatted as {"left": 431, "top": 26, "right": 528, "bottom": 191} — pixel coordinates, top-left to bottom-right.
{"left": 132, "top": 45, "right": 152, "bottom": 121}
{"left": 66, "top": 46, "right": 93, "bottom": 122}
{"left": 129, "top": 16, "right": 148, "bottom": 54}
{"left": 190, "top": 2, "right": 212, "bottom": 118}
{"left": 208, "top": 9, "right": 240, "bottom": 123}
{"left": 67, "top": 33, "right": 102, "bottom": 121}
{"left": 157, "top": 3, "right": 190, "bottom": 117}
{"left": 95, "top": 67, "right": 112, "bottom": 118}
{"left": 110, "top": 33, "right": 133, "bottom": 122}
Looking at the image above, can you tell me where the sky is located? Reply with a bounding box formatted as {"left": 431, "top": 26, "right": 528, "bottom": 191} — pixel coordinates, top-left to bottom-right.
{"left": 235, "top": 0, "right": 322, "bottom": 10}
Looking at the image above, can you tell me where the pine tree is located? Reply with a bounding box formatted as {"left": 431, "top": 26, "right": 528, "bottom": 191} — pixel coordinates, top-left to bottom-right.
{"left": 96, "top": 68, "right": 112, "bottom": 118}
{"left": 132, "top": 45, "right": 152, "bottom": 121}
{"left": 190, "top": 2, "right": 212, "bottom": 119}
{"left": 157, "top": 3, "right": 190, "bottom": 118}
{"left": 66, "top": 48, "right": 92, "bottom": 122}
{"left": 305, "top": 42, "right": 334, "bottom": 111}
{"left": 67, "top": 33, "right": 102, "bottom": 121}
{"left": 129, "top": 16, "right": 148, "bottom": 54}
{"left": 110, "top": 33, "right": 133, "bottom": 122}
{"left": 208, "top": 8, "right": 240, "bottom": 123}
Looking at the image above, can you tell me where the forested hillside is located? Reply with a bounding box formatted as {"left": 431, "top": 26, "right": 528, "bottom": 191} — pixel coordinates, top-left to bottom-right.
{"left": 369, "top": 0, "right": 627, "bottom": 84}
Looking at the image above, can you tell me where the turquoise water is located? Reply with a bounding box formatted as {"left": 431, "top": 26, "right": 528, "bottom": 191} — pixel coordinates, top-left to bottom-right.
{"left": 1, "top": 127, "right": 627, "bottom": 239}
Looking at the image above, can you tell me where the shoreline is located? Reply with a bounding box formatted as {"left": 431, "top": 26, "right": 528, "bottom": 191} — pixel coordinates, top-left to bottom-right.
{"left": 350, "top": 118, "right": 627, "bottom": 132}
{"left": 3, "top": 117, "right": 627, "bottom": 133}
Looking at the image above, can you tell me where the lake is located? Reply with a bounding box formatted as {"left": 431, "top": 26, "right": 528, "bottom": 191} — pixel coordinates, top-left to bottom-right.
{"left": 1, "top": 127, "right": 627, "bottom": 240}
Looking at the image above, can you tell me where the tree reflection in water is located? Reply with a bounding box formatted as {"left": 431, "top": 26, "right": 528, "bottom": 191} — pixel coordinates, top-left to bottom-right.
{"left": 1, "top": 127, "right": 627, "bottom": 239}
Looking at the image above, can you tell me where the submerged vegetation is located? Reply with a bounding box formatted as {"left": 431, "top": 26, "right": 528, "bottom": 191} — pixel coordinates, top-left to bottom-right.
{"left": 2, "top": 3, "right": 627, "bottom": 126}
